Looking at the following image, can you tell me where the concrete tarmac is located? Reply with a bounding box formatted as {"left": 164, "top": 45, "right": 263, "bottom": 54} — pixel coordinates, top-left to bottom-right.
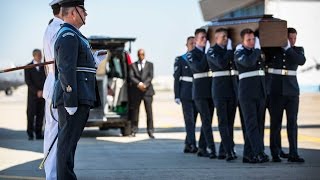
{"left": 0, "top": 86, "right": 320, "bottom": 180}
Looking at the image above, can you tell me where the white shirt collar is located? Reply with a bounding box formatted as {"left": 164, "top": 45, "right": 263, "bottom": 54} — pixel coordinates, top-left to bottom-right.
{"left": 33, "top": 60, "right": 39, "bottom": 64}
{"left": 53, "top": 16, "right": 64, "bottom": 24}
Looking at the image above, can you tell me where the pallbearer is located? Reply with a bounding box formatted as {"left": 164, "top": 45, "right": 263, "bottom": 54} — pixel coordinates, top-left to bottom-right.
{"left": 187, "top": 28, "right": 216, "bottom": 159}
{"left": 207, "top": 28, "right": 238, "bottom": 161}
{"left": 234, "top": 28, "right": 269, "bottom": 163}
{"left": 267, "top": 28, "right": 306, "bottom": 163}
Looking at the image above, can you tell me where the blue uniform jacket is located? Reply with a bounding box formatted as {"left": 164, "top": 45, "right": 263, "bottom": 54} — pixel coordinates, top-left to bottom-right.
{"left": 234, "top": 45, "right": 266, "bottom": 100}
{"left": 53, "top": 23, "right": 99, "bottom": 108}
{"left": 265, "top": 46, "right": 306, "bottom": 96}
{"left": 186, "top": 47, "right": 212, "bottom": 100}
{"left": 173, "top": 54, "right": 193, "bottom": 100}
{"left": 207, "top": 44, "right": 238, "bottom": 100}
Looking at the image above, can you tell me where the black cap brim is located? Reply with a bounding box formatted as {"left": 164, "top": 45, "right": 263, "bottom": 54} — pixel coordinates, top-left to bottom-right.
{"left": 60, "top": 0, "right": 84, "bottom": 7}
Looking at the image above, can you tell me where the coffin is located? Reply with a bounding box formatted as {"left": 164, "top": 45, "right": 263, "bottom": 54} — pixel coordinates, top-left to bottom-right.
{"left": 206, "top": 15, "right": 287, "bottom": 48}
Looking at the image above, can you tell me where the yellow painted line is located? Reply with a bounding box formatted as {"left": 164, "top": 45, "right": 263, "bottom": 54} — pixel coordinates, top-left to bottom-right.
{"left": 0, "top": 175, "right": 44, "bottom": 180}
{"left": 264, "top": 129, "right": 320, "bottom": 143}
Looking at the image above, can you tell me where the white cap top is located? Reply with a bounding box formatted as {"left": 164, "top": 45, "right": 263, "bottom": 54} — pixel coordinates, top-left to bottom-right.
{"left": 49, "top": 0, "right": 60, "bottom": 6}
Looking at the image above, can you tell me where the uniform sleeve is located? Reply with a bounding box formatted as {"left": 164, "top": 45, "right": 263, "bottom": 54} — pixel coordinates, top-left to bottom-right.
{"left": 173, "top": 57, "right": 181, "bottom": 99}
{"left": 207, "top": 48, "right": 233, "bottom": 69}
{"left": 234, "top": 49, "right": 261, "bottom": 68}
{"left": 187, "top": 51, "right": 209, "bottom": 73}
{"left": 55, "top": 32, "right": 79, "bottom": 107}
{"left": 143, "top": 62, "right": 153, "bottom": 87}
{"left": 43, "top": 28, "right": 54, "bottom": 62}
{"left": 286, "top": 47, "right": 306, "bottom": 65}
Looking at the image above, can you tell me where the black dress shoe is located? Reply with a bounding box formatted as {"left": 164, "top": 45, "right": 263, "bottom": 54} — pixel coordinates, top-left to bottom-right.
{"left": 209, "top": 150, "right": 217, "bottom": 159}
{"left": 226, "top": 153, "right": 235, "bottom": 162}
{"left": 280, "top": 151, "right": 289, "bottom": 158}
{"left": 243, "top": 156, "right": 258, "bottom": 163}
{"left": 262, "top": 152, "right": 270, "bottom": 161}
{"left": 184, "top": 145, "right": 192, "bottom": 153}
{"left": 272, "top": 156, "right": 282, "bottom": 162}
{"left": 256, "top": 152, "right": 269, "bottom": 163}
{"left": 148, "top": 133, "right": 155, "bottom": 139}
{"left": 28, "top": 136, "right": 34, "bottom": 141}
{"left": 197, "top": 149, "right": 209, "bottom": 157}
{"left": 288, "top": 155, "right": 305, "bottom": 163}
{"left": 190, "top": 145, "right": 198, "bottom": 154}
{"left": 217, "top": 154, "right": 226, "bottom": 160}
{"left": 232, "top": 151, "right": 238, "bottom": 159}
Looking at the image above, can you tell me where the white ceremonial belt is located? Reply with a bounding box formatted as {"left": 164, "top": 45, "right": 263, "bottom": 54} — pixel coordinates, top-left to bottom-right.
{"left": 179, "top": 76, "right": 193, "bottom": 82}
{"left": 76, "top": 67, "right": 96, "bottom": 74}
{"left": 267, "top": 68, "right": 297, "bottom": 76}
{"left": 239, "top": 70, "right": 265, "bottom": 80}
{"left": 193, "top": 71, "right": 212, "bottom": 79}
{"left": 212, "top": 70, "right": 239, "bottom": 78}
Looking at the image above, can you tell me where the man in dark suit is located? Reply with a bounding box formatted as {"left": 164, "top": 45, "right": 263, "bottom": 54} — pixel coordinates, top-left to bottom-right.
{"left": 267, "top": 27, "right": 306, "bottom": 163}
{"left": 129, "top": 49, "right": 155, "bottom": 138}
{"left": 24, "top": 49, "right": 46, "bottom": 140}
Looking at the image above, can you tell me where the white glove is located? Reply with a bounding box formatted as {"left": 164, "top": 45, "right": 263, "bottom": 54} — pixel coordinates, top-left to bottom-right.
{"left": 175, "top": 98, "right": 181, "bottom": 105}
{"left": 93, "top": 50, "right": 108, "bottom": 67}
{"left": 254, "top": 37, "right": 261, "bottom": 49}
{"left": 283, "top": 39, "right": 291, "bottom": 51}
{"left": 235, "top": 44, "right": 244, "bottom": 51}
{"left": 227, "top": 38, "right": 232, "bottom": 50}
{"left": 65, "top": 107, "right": 78, "bottom": 115}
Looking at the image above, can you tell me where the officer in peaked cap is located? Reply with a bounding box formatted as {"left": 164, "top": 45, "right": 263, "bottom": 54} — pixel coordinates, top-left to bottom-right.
{"left": 52, "top": 0, "right": 106, "bottom": 179}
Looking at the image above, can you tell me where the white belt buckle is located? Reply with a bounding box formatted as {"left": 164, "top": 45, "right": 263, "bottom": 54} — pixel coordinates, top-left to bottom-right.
{"left": 208, "top": 71, "right": 213, "bottom": 77}
{"left": 230, "top": 70, "right": 236, "bottom": 76}
{"left": 281, "top": 69, "right": 288, "bottom": 75}
{"left": 258, "top": 70, "right": 264, "bottom": 76}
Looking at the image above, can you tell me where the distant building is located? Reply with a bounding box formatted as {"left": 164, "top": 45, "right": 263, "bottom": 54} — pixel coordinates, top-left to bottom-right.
{"left": 199, "top": 0, "right": 320, "bottom": 92}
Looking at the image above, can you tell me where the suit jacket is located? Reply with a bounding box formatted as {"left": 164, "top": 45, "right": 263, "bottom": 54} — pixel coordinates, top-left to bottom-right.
{"left": 129, "top": 60, "right": 155, "bottom": 96}
{"left": 265, "top": 46, "right": 306, "bottom": 96}
{"left": 173, "top": 54, "right": 193, "bottom": 100}
{"left": 53, "top": 23, "right": 99, "bottom": 108}
{"left": 234, "top": 46, "right": 266, "bottom": 100}
{"left": 207, "top": 44, "right": 238, "bottom": 99}
{"left": 24, "top": 61, "right": 46, "bottom": 100}
{"left": 186, "top": 47, "right": 212, "bottom": 100}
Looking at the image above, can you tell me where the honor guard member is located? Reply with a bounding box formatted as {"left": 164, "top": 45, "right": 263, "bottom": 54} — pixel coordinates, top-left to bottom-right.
{"left": 53, "top": 0, "right": 106, "bottom": 179}
{"left": 234, "top": 28, "right": 269, "bottom": 163}
{"left": 174, "top": 36, "right": 199, "bottom": 153}
{"left": 42, "top": 1, "right": 63, "bottom": 179}
{"left": 187, "top": 28, "right": 216, "bottom": 159}
{"left": 206, "top": 28, "right": 238, "bottom": 161}
{"left": 264, "top": 48, "right": 289, "bottom": 160}
{"left": 267, "top": 28, "right": 306, "bottom": 163}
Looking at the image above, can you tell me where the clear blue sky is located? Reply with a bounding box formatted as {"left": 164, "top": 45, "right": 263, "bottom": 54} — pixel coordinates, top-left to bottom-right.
{"left": 0, "top": 0, "right": 205, "bottom": 76}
